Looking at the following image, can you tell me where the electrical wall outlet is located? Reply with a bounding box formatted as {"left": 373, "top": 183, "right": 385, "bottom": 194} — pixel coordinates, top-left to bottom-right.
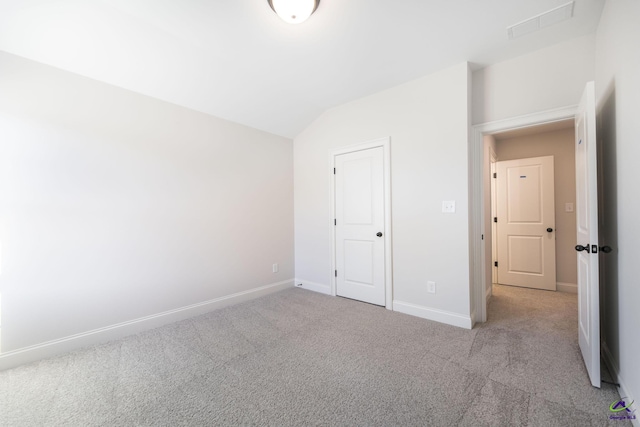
{"left": 272, "top": 263, "right": 279, "bottom": 273}
{"left": 427, "top": 281, "right": 436, "bottom": 294}
{"left": 442, "top": 201, "right": 456, "bottom": 213}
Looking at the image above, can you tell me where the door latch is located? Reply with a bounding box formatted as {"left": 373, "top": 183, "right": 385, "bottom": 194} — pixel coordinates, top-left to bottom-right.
{"left": 575, "top": 244, "right": 590, "bottom": 253}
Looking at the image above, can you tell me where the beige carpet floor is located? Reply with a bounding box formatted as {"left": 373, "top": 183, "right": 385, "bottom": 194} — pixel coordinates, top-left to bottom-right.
{"left": 0, "top": 284, "right": 629, "bottom": 426}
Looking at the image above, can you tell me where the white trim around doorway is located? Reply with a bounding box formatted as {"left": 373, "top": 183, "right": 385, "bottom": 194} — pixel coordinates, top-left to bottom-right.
{"left": 329, "top": 137, "right": 393, "bottom": 310}
{"left": 470, "top": 106, "right": 578, "bottom": 324}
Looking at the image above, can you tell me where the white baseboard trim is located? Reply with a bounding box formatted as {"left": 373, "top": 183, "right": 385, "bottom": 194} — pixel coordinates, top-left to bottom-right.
{"left": 0, "top": 279, "right": 294, "bottom": 371}
{"left": 393, "top": 300, "right": 473, "bottom": 329}
{"left": 557, "top": 282, "right": 577, "bottom": 293}
{"left": 602, "top": 341, "right": 639, "bottom": 426}
{"left": 294, "top": 279, "right": 332, "bottom": 295}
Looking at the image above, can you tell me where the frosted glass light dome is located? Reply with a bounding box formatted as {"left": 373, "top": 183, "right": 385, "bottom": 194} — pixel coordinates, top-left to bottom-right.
{"left": 268, "top": 0, "right": 320, "bottom": 24}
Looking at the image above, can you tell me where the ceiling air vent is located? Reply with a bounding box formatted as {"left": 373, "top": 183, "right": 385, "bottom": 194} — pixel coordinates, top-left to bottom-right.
{"left": 507, "top": 1, "right": 575, "bottom": 40}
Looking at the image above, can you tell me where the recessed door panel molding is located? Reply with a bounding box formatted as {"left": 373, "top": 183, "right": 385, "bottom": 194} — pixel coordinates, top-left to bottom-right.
{"left": 343, "top": 240, "right": 374, "bottom": 286}
{"left": 507, "top": 235, "right": 543, "bottom": 275}
{"left": 343, "top": 157, "right": 374, "bottom": 225}
{"left": 497, "top": 155, "right": 556, "bottom": 290}
{"left": 577, "top": 254, "right": 590, "bottom": 338}
{"left": 576, "top": 134, "right": 589, "bottom": 235}
{"left": 506, "top": 165, "right": 543, "bottom": 223}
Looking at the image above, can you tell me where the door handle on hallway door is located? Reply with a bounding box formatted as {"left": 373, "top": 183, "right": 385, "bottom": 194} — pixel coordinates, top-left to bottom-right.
{"left": 376, "top": 232, "right": 383, "bottom": 237}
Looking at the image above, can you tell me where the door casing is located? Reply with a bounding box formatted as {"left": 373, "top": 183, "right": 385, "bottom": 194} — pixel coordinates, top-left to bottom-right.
{"left": 470, "top": 106, "right": 578, "bottom": 324}
{"left": 330, "top": 137, "right": 393, "bottom": 310}
{"left": 490, "top": 149, "right": 498, "bottom": 288}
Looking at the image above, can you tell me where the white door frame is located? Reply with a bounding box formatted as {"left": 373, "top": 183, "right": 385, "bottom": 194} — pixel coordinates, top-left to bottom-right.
{"left": 330, "top": 137, "right": 393, "bottom": 310}
{"left": 490, "top": 148, "right": 498, "bottom": 288}
{"left": 470, "top": 106, "right": 577, "bottom": 324}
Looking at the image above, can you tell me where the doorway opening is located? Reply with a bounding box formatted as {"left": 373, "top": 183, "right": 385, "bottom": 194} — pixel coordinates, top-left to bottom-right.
{"left": 487, "top": 120, "right": 576, "bottom": 297}
{"left": 470, "top": 106, "right": 578, "bottom": 323}
{"left": 472, "top": 84, "right": 601, "bottom": 388}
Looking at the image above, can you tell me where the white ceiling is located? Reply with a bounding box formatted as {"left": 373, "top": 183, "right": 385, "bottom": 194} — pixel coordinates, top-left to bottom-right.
{"left": 0, "top": 0, "right": 605, "bottom": 138}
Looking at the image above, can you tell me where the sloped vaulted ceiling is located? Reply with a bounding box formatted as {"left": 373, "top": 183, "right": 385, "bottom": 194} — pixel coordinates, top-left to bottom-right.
{"left": 0, "top": 0, "right": 604, "bottom": 138}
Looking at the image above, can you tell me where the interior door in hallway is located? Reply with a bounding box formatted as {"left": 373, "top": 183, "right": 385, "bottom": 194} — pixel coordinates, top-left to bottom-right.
{"left": 496, "top": 156, "right": 556, "bottom": 290}
{"left": 334, "top": 147, "right": 385, "bottom": 306}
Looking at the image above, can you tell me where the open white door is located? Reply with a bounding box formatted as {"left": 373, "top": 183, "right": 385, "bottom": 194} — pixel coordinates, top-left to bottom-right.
{"left": 575, "top": 81, "right": 600, "bottom": 388}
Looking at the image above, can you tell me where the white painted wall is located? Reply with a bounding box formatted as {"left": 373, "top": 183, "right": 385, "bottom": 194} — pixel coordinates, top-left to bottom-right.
{"left": 294, "top": 63, "right": 472, "bottom": 327}
{"left": 595, "top": 0, "right": 640, "bottom": 415}
{"left": 0, "top": 51, "right": 294, "bottom": 354}
{"left": 473, "top": 35, "right": 595, "bottom": 124}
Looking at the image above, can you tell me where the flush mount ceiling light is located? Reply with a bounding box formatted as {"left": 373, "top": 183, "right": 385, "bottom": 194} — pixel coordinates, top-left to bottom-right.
{"left": 268, "top": 0, "right": 320, "bottom": 24}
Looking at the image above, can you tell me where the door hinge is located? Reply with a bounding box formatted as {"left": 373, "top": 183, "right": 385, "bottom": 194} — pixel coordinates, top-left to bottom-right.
{"left": 493, "top": 172, "right": 497, "bottom": 178}
{"left": 494, "top": 261, "right": 498, "bottom": 267}
{"left": 335, "top": 270, "right": 337, "bottom": 277}
{"left": 481, "top": 234, "right": 484, "bottom": 240}
{"left": 334, "top": 219, "right": 337, "bottom": 225}
{"left": 333, "top": 168, "right": 336, "bottom": 174}
{"left": 494, "top": 217, "right": 497, "bottom": 223}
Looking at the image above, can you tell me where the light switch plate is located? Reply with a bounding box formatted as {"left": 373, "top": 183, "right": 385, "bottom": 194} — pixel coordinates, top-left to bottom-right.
{"left": 427, "top": 281, "right": 436, "bottom": 294}
{"left": 442, "top": 201, "right": 456, "bottom": 213}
